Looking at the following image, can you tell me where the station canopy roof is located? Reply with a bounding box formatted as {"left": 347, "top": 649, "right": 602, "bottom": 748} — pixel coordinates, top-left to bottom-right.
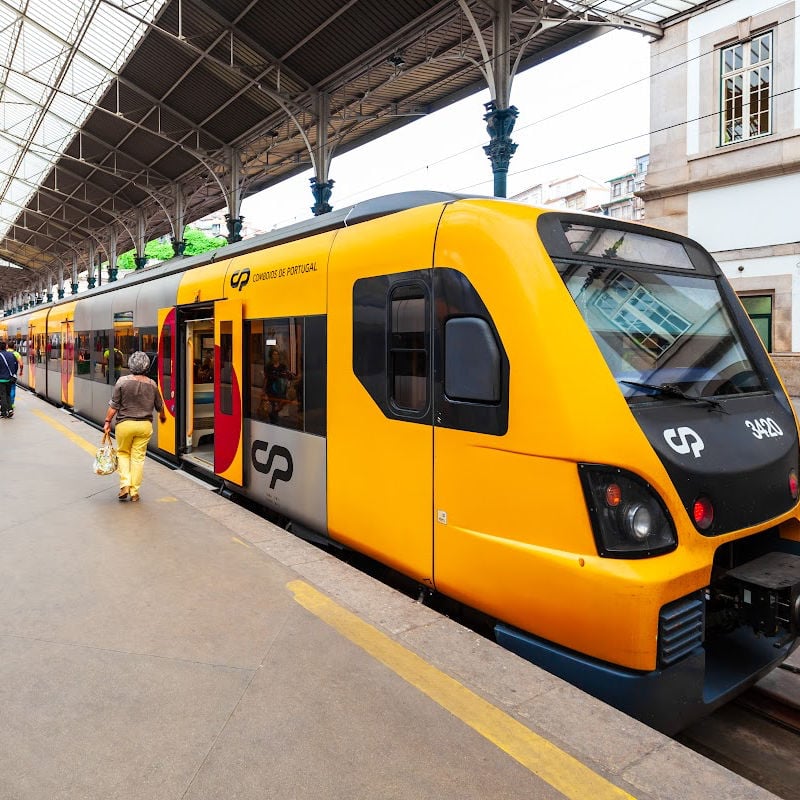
{"left": 0, "top": 0, "right": 706, "bottom": 302}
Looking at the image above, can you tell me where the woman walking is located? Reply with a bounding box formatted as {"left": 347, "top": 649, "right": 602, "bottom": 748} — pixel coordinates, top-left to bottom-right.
{"left": 103, "top": 351, "right": 166, "bottom": 502}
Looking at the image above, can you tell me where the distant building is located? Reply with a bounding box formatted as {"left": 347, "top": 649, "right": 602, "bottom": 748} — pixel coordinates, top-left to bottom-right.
{"left": 192, "top": 209, "right": 266, "bottom": 240}
{"left": 512, "top": 174, "right": 608, "bottom": 212}
{"left": 641, "top": 0, "right": 800, "bottom": 390}
{"left": 605, "top": 154, "right": 648, "bottom": 221}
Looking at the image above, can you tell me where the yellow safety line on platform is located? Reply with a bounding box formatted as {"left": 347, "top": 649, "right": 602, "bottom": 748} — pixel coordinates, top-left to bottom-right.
{"left": 33, "top": 409, "right": 98, "bottom": 456}
{"left": 288, "top": 579, "right": 636, "bottom": 800}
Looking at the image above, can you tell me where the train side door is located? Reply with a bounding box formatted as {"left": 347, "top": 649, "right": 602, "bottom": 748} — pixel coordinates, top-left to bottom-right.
{"left": 27, "top": 323, "right": 36, "bottom": 392}
{"left": 329, "top": 257, "right": 436, "bottom": 586}
{"left": 61, "top": 319, "right": 74, "bottom": 406}
{"left": 214, "top": 298, "right": 244, "bottom": 485}
{"left": 430, "top": 268, "right": 510, "bottom": 604}
{"left": 157, "top": 307, "right": 177, "bottom": 455}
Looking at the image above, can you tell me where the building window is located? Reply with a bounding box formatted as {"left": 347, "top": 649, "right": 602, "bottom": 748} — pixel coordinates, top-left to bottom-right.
{"left": 740, "top": 294, "right": 772, "bottom": 352}
{"left": 612, "top": 182, "right": 622, "bottom": 198}
{"left": 720, "top": 31, "right": 772, "bottom": 145}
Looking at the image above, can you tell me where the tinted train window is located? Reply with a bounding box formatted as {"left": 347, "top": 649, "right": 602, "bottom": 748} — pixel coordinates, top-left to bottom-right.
{"left": 220, "top": 324, "right": 233, "bottom": 415}
{"left": 75, "top": 332, "right": 91, "bottom": 376}
{"left": 34, "top": 333, "right": 46, "bottom": 364}
{"left": 113, "top": 311, "right": 135, "bottom": 376}
{"left": 390, "top": 286, "right": 428, "bottom": 412}
{"left": 93, "top": 332, "right": 109, "bottom": 383}
{"left": 160, "top": 326, "right": 172, "bottom": 399}
{"left": 246, "top": 316, "right": 326, "bottom": 436}
{"left": 140, "top": 328, "right": 158, "bottom": 380}
{"left": 47, "top": 331, "right": 60, "bottom": 371}
{"left": 444, "top": 317, "right": 501, "bottom": 403}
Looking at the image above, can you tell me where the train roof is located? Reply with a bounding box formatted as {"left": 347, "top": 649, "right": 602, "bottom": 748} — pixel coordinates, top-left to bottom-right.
{"left": 5, "top": 191, "right": 489, "bottom": 319}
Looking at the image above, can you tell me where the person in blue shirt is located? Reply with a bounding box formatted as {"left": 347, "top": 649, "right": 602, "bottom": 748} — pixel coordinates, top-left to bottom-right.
{"left": 0, "top": 340, "right": 19, "bottom": 418}
{"left": 6, "top": 341, "right": 22, "bottom": 412}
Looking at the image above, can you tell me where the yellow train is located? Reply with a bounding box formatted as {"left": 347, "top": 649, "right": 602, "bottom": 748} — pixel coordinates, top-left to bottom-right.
{"left": 5, "top": 192, "right": 800, "bottom": 733}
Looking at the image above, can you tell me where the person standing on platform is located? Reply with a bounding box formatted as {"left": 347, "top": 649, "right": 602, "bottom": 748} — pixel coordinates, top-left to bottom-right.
{"left": 0, "top": 340, "right": 19, "bottom": 418}
{"left": 7, "top": 341, "right": 22, "bottom": 412}
{"left": 103, "top": 351, "right": 166, "bottom": 503}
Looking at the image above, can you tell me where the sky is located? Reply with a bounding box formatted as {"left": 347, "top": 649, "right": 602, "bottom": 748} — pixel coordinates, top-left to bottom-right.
{"left": 241, "top": 29, "right": 652, "bottom": 231}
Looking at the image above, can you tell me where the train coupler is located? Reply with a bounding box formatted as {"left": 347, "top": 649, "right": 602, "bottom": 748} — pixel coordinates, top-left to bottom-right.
{"left": 725, "top": 552, "right": 800, "bottom": 638}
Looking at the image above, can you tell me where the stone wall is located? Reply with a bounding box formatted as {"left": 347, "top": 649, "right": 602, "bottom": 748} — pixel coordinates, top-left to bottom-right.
{"left": 771, "top": 354, "right": 800, "bottom": 397}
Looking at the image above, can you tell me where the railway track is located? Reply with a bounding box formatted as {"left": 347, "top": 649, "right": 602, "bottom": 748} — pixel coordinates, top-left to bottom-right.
{"left": 676, "top": 661, "right": 800, "bottom": 800}
{"left": 735, "top": 663, "right": 800, "bottom": 735}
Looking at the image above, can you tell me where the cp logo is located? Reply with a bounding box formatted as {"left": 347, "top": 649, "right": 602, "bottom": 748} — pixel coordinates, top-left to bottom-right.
{"left": 663, "top": 426, "right": 704, "bottom": 458}
{"left": 230, "top": 268, "right": 250, "bottom": 291}
{"left": 251, "top": 440, "right": 293, "bottom": 489}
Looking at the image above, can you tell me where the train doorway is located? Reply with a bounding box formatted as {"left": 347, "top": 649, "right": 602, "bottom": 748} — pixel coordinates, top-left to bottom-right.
{"left": 183, "top": 317, "right": 216, "bottom": 470}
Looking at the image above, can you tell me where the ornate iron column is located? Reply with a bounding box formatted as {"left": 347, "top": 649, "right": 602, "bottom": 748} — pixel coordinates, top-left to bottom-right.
{"left": 107, "top": 234, "right": 118, "bottom": 282}
{"left": 172, "top": 183, "right": 186, "bottom": 255}
{"left": 225, "top": 148, "right": 243, "bottom": 243}
{"left": 225, "top": 213, "right": 243, "bottom": 243}
{"left": 134, "top": 209, "right": 147, "bottom": 269}
{"left": 310, "top": 177, "right": 334, "bottom": 216}
{"left": 483, "top": 102, "right": 518, "bottom": 198}
{"left": 87, "top": 242, "right": 97, "bottom": 288}
{"left": 309, "top": 92, "right": 334, "bottom": 216}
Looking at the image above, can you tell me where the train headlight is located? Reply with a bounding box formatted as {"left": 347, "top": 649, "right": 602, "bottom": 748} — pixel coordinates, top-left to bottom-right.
{"left": 790, "top": 470, "right": 799, "bottom": 501}
{"left": 623, "top": 503, "right": 653, "bottom": 541}
{"left": 579, "top": 465, "right": 677, "bottom": 558}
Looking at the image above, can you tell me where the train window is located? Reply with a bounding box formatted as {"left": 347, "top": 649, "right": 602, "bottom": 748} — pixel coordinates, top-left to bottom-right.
{"left": 47, "top": 331, "right": 60, "bottom": 371}
{"left": 559, "top": 262, "right": 767, "bottom": 399}
{"left": 140, "top": 329, "right": 158, "bottom": 379}
{"left": 113, "top": 311, "right": 135, "bottom": 376}
{"left": 219, "top": 324, "right": 233, "bottom": 415}
{"left": 246, "top": 316, "right": 326, "bottom": 436}
{"left": 75, "top": 332, "right": 91, "bottom": 376}
{"left": 34, "top": 333, "right": 45, "bottom": 364}
{"left": 562, "top": 223, "right": 694, "bottom": 270}
{"left": 251, "top": 318, "right": 303, "bottom": 429}
{"left": 390, "top": 287, "right": 428, "bottom": 412}
{"left": 444, "top": 317, "right": 500, "bottom": 403}
{"left": 93, "top": 332, "right": 110, "bottom": 383}
{"left": 160, "top": 327, "right": 172, "bottom": 399}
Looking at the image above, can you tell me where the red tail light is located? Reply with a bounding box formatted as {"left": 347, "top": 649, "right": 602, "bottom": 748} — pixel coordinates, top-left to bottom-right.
{"left": 692, "top": 497, "right": 714, "bottom": 530}
{"left": 790, "top": 470, "right": 799, "bottom": 501}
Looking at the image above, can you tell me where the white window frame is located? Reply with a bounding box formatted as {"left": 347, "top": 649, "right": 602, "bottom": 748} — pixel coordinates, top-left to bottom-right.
{"left": 720, "top": 31, "right": 772, "bottom": 145}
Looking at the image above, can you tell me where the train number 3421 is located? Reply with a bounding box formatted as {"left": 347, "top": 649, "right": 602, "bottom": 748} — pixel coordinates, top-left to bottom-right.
{"left": 745, "top": 418, "right": 783, "bottom": 439}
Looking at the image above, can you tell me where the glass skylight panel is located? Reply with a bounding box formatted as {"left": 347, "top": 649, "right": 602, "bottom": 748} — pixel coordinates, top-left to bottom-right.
{"left": 26, "top": 0, "right": 84, "bottom": 42}
{"left": 0, "top": 0, "right": 168, "bottom": 242}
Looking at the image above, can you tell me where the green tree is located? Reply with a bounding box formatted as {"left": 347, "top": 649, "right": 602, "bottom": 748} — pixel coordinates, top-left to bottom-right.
{"left": 115, "top": 225, "right": 227, "bottom": 271}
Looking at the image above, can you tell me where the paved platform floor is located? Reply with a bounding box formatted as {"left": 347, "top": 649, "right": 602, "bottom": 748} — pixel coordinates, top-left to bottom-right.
{"left": 0, "top": 388, "right": 784, "bottom": 799}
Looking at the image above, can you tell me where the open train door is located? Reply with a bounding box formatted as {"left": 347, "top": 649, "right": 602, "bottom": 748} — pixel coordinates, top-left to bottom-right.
{"left": 214, "top": 298, "right": 244, "bottom": 485}
{"left": 157, "top": 307, "right": 177, "bottom": 455}
{"left": 60, "top": 318, "right": 74, "bottom": 407}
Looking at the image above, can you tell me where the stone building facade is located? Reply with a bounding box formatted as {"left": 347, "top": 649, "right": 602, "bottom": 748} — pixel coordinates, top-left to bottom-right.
{"left": 640, "top": 0, "right": 800, "bottom": 392}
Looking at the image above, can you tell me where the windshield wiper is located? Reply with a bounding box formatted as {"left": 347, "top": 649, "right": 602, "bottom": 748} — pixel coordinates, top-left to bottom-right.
{"left": 620, "top": 380, "right": 727, "bottom": 413}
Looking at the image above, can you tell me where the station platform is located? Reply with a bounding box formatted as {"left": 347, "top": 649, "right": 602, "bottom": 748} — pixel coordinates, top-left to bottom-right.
{"left": 0, "top": 388, "right": 784, "bottom": 800}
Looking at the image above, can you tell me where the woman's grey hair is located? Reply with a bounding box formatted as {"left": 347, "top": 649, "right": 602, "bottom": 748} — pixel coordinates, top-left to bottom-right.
{"left": 128, "top": 351, "right": 151, "bottom": 375}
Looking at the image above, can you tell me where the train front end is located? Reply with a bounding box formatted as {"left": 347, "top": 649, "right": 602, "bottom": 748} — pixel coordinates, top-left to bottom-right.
{"left": 495, "top": 212, "right": 800, "bottom": 734}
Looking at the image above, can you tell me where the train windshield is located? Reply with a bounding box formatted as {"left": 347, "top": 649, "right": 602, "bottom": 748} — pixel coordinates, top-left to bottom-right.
{"left": 557, "top": 262, "right": 767, "bottom": 401}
